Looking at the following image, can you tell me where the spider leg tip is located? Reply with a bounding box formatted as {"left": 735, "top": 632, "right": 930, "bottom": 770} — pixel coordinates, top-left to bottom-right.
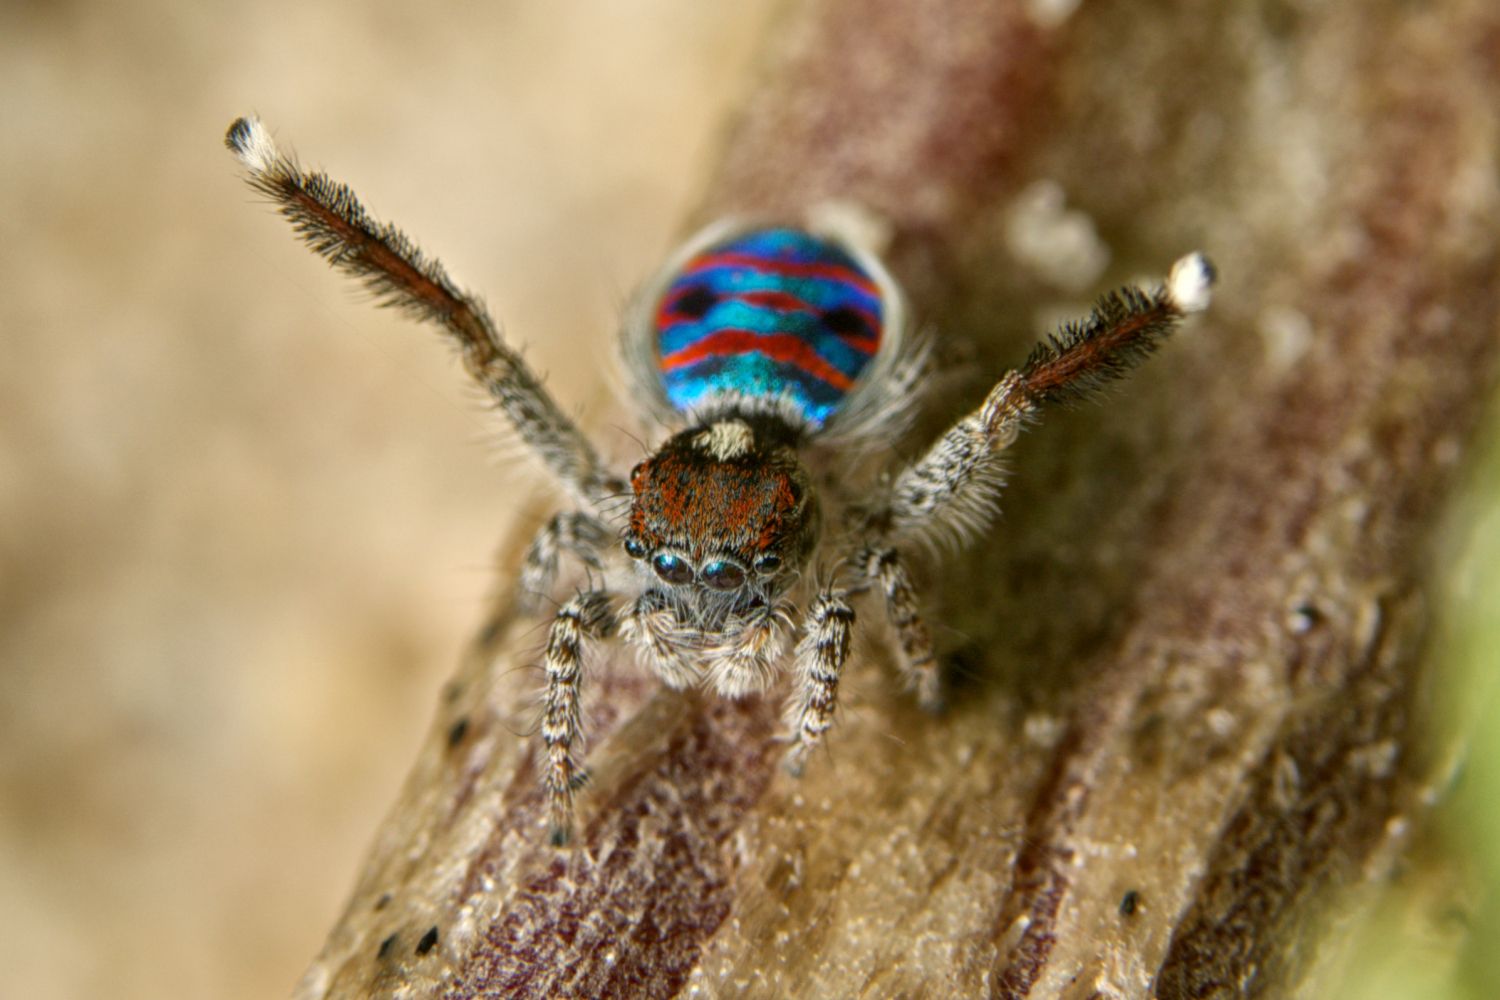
{"left": 1167, "top": 252, "right": 1216, "bottom": 315}
{"left": 225, "top": 114, "right": 277, "bottom": 174}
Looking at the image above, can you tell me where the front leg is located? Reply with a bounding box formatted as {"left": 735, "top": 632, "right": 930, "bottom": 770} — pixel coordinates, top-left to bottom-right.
{"left": 783, "top": 589, "right": 855, "bottom": 777}
{"left": 541, "top": 589, "right": 614, "bottom": 845}
{"left": 858, "top": 546, "right": 943, "bottom": 713}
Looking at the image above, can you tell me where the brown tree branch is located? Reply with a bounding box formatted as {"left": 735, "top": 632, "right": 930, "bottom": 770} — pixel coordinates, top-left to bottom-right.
{"left": 292, "top": 1, "right": 1500, "bottom": 997}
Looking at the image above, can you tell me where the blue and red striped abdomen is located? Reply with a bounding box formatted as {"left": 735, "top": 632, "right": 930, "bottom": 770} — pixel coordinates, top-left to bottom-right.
{"left": 653, "top": 228, "right": 885, "bottom": 430}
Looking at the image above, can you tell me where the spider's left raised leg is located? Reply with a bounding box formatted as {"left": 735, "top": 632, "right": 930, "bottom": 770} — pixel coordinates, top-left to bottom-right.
{"left": 867, "top": 253, "right": 1215, "bottom": 552}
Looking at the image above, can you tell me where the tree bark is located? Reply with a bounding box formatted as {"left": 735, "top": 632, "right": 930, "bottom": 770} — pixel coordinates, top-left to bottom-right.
{"left": 294, "top": 1, "right": 1500, "bottom": 997}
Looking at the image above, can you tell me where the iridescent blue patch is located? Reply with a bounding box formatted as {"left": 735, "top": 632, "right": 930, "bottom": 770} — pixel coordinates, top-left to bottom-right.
{"left": 653, "top": 228, "right": 884, "bottom": 429}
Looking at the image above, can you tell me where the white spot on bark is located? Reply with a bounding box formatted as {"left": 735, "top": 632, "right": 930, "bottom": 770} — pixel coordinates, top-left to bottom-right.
{"left": 1259, "top": 305, "right": 1313, "bottom": 372}
{"left": 1025, "top": 0, "right": 1082, "bottom": 30}
{"left": 1005, "top": 180, "right": 1111, "bottom": 292}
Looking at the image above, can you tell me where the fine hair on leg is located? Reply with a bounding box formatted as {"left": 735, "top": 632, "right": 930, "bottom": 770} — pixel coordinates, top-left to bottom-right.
{"left": 519, "top": 511, "right": 613, "bottom": 608}
{"left": 224, "top": 116, "right": 625, "bottom": 513}
{"left": 783, "top": 589, "right": 855, "bottom": 777}
{"left": 540, "top": 589, "right": 614, "bottom": 845}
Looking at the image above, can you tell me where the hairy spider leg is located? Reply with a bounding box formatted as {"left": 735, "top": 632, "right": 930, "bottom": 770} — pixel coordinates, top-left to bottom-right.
{"left": 520, "top": 511, "right": 613, "bottom": 609}
{"left": 843, "top": 254, "right": 1217, "bottom": 709}
{"left": 224, "top": 116, "right": 625, "bottom": 513}
{"left": 542, "top": 589, "right": 615, "bottom": 845}
{"left": 784, "top": 588, "right": 855, "bottom": 777}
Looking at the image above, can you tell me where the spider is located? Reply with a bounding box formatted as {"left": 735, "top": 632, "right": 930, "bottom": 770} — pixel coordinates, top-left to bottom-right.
{"left": 225, "top": 115, "right": 1214, "bottom": 845}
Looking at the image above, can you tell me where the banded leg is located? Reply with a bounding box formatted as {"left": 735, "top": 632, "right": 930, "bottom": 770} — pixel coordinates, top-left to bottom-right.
{"left": 784, "top": 590, "right": 855, "bottom": 777}
{"left": 519, "top": 511, "right": 612, "bottom": 607}
{"left": 860, "top": 546, "right": 943, "bottom": 712}
{"left": 224, "top": 116, "right": 626, "bottom": 512}
{"left": 541, "top": 589, "right": 614, "bottom": 845}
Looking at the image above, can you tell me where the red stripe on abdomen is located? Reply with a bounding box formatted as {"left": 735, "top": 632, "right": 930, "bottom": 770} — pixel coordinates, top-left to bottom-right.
{"left": 660, "top": 331, "right": 855, "bottom": 391}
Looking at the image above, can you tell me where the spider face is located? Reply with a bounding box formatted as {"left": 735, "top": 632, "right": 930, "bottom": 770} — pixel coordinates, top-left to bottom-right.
{"left": 623, "top": 417, "right": 817, "bottom": 605}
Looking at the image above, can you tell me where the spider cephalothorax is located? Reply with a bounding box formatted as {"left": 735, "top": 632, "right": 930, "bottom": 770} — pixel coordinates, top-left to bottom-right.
{"left": 624, "top": 416, "right": 817, "bottom": 601}
{"left": 226, "top": 115, "right": 1215, "bottom": 844}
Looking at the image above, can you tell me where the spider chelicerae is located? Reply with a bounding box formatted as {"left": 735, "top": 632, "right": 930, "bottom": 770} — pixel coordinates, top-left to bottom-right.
{"left": 225, "top": 115, "right": 1214, "bottom": 845}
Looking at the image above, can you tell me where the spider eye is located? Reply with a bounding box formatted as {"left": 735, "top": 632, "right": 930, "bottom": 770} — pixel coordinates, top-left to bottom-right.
{"left": 651, "top": 552, "right": 693, "bottom": 585}
{"left": 700, "top": 559, "right": 746, "bottom": 591}
{"left": 623, "top": 537, "right": 648, "bottom": 559}
{"left": 753, "top": 554, "right": 782, "bottom": 575}
{"left": 629, "top": 461, "right": 647, "bottom": 482}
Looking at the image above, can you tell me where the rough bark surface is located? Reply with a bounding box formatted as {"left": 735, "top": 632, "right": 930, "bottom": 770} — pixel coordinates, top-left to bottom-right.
{"left": 295, "top": 1, "right": 1500, "bottom": 997}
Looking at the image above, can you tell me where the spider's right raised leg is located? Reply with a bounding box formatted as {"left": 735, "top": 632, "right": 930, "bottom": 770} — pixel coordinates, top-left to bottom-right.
{"left": 861, "top": 254, "right": 1216, "bottom": 553}
{"left": 843, "top": 254, "right": 1215, "bottom": 711}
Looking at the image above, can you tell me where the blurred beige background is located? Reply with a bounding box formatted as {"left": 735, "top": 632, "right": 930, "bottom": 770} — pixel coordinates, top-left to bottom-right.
{"left": 5, "top": 3, "right": 1500, "bottom": 999}
{"left": 0, "top": 2, "right": 775, "bottom": 997}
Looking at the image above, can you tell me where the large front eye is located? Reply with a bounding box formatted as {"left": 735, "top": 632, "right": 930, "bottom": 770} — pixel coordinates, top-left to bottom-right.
{"left": 651, "top": 552, "right": 693, "bottom": 585}
{"left": 700, "top": 559, "right": 746, "bottom": 592}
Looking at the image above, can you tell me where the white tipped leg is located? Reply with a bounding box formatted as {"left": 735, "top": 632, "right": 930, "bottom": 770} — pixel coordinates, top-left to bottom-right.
{"left": 1167, "top": 252, "right": 1217, "bottom": 314}
{"left": 224, "top": 115, "right": 281, "bottom": 175}
{"left": 222, "top": 115, "right": 626, "bottom": 515}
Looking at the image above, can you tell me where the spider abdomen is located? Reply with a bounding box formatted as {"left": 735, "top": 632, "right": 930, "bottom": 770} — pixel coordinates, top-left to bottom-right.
{"left": 652, "top": 227, "right": 887, "bottom": 430}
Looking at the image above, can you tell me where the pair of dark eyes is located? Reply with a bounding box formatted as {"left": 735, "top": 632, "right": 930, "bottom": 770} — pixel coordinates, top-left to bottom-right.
{"left": 654, "top": 553, "right": 741, "bottom": 590}
{"left": 672, "top": 285, "right": 870, "bottom": 336}
{"left": 624, "top": 540, "right": 781, "bottom": 590}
